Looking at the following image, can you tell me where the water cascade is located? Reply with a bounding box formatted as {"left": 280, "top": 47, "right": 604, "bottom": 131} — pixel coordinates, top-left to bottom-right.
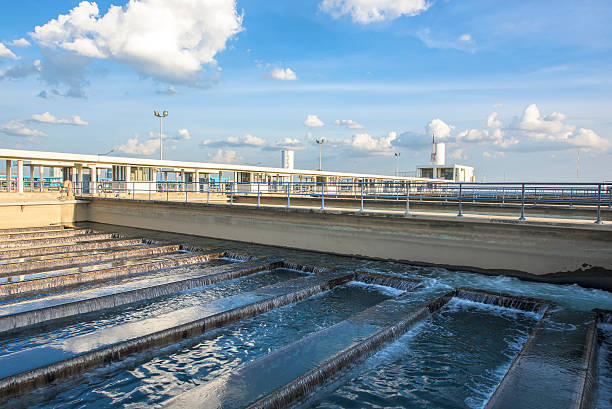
{"left": 0, "top": 258, "right": 283, "bottom": 332}
{"left": 0, "top": 251, "right": 222, "bottom": 297}
{"left": 0, "top": 244, "right": 180, "bottom": 275}
{"left": 0, "top": 233, "right": 116, "bottom": 250}
{"left": 0, "top": 272, "right": 352, "bottom": 399}
{"left": 0, "top": 238, "right": 143, "bottom": 260}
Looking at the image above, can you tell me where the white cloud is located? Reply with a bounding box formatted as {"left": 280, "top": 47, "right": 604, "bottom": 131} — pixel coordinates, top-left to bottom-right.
{"left": 30, "top": 112, "right": 88, "bottom": 125}
{"left": 178, "top": 128, "right": 190, "bottom": 140}
{"left": 343, "top": 131, "right": 397, "bottom": 155}
{"left": 486, "top": 112, "right": 502, "bottom": 129}
{"left": 427, "top": 118, "right": 454, "bottom": 140}
{"left": 267, "top": 137, "right": 307, "bottom": 151}
{"left": 209, "top": 149, "right": 239, "bottom": 163}
{"left": 115, "top": 136, "right": 159, "bottom": 155}
{"left": 0, "top": 120, "right": 47, "bottom": 137}
{"left": 304, "top": 114, "right": 324, "bottom": 127}
{"left": 449, "top": 148, "right": 466, "bottom": 161}
{"left": 320, "top": 0, "right": 430, "bottom": 24}
{"left": 202, "top": 133, "right": 266, "bottom": 148}
{"left": 31, "top": 0, "right": 243, "bottom": 83}
{"left": 156, "top": 85, "right": 179, "bottom": 95}
{"left": 0, "top": 42, "right": 19, "bottom": 60}
{"left": 417, "top": 29, "right": 476, "bottom": 52}
{"left": 492, "top": 103, "right": 503, "bottom": 108}
{"left": 333, "top": 119, "right": 364, "bottom": 129}
{"left": 9, "top": 38, "right": 30, "bottom": 47}
{"left": 266, "top": 67, "right": 297, "bottom": 81}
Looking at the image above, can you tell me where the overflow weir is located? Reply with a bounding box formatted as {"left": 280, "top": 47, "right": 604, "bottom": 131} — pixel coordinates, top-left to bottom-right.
{"left": 0, "top": 224, "right": 610, "bottom": 409}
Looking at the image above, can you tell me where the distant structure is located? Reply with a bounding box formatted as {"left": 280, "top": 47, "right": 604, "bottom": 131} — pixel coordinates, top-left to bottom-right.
{"left": 416, "top": 135, "right": 475, "bottom": 182}
{"left": 282, "top": 150, "right": 294, "bottom": 170}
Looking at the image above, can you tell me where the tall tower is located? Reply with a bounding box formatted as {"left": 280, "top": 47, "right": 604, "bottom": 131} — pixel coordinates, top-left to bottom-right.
{"left": 430, "top": 135, "right": 446, "bottom": 166}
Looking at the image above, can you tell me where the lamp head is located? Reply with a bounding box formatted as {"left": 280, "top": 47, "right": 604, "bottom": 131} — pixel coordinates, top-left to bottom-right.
{"left": 154, "top": 110, "right": 160, "bottom": 117}
{"left": 163, "top": 110, "right": 168, "bottom": 117}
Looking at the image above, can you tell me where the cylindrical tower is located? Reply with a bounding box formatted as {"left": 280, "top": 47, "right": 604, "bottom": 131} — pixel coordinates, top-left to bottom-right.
{"left": 282, "top": 150, "right": 295, "bottom": 169}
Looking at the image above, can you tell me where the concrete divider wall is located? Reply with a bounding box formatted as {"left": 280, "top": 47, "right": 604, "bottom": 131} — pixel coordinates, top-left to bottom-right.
{"left": 0, "top": 200, "right": 88, "bottom": 229}
{"left": 85, "top": 199, "right": 612, "bottom": 288}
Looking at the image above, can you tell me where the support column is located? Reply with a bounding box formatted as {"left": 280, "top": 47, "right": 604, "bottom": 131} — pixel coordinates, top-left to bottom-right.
{"left": 5, "top": 160, "right": 12, "bottom": 191}
{"left": 29, "top": 165, "right": 35, "bottom": 192}
{"left": 196, "top": 171, "right": 201, "bottom": 192}
{"left": 39, "top": 166, "right": 44, "bottom": 191}
{"left": 89, "top": 165, "right": 97, "bottom": 194}
{"left": 17, "top": 160, "right": 24, "bottom": 194}
{"left": 77, "top": 166, "right": 83, "bottom": 194}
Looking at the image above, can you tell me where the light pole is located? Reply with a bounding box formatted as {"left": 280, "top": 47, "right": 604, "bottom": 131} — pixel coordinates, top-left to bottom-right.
{"left": 394, "top": 152, "right": 401, "bottom": 176}
{"left": 154, "top": 110, "right": 168, "bottom": 160}
{"left": 316, "top": 137, "right": 326, "bottom": 171}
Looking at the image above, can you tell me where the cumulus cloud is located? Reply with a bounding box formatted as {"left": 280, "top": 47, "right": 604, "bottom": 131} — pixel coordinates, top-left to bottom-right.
{"left": 30, "top": 112, "right": 88, "bottom": 125}
{"left": 342, "top": 131, "right": 397, "bottom": 155}
{"left": 320, "top": 0, "right": 430, "bottom": 24}
{"left": 9, "top": 38, "right": 30, "bottom": 47}
{"left": 202, "top": 133, "right": 266, "bottom": 148}
{"left": 304, "top": 114, "right": 324, "bottom": 127}
{"left": 0, "top": 120, "right": 47, "bottom": 137}
{"left": 266, "top": 67, "right": 297, "bottom": 81}
{"left": 0, "top": 43, "right": 18, "bottom": 60}
{"left": 209, "top": 149, "right": 239, "bottom": 163}
{"left": 427, "top": 118, "right": 454, "bottom": 140}
{"left": 459, "top": 34, "right": 473, "bottom": 43}
{"left": 177, "top": 128, "right": 190, "bottom": 140}
{"left": 115, "top": 136, "right": 159, "bottom": 155}
{"left": 332, "top": 119, "right": 364, "bottom": 129}
{"left": 31, "top": 0, "right": 243, "bottom": 83}
{"left": 0, "top": 59, "right": 41, "bottom": 79}
{"left": 449, "top": 148, "right": 467, "bottom": 161}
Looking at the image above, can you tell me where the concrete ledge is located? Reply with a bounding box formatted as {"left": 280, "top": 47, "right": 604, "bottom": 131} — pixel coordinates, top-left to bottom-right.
{"left": 84, "top": 198, "right": 612, "bottom": 290}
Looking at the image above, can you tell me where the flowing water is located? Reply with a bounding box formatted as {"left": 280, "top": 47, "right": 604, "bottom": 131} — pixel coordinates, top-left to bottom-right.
{"left": 310, "top": 299, "right": 538, "bottom": 409}
{"left": 25, "top": 283, "right": 394, "bottom": 408}
{"left": 2, "top": 223, "right": 612, "bottom": 409}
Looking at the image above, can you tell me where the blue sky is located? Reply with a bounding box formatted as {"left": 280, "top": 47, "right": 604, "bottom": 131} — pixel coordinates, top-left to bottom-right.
{"left": 0, "top": 0, "right": 611, "bottom": 181}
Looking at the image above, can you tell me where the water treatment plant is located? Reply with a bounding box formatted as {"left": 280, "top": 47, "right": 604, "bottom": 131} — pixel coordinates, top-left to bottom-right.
{"left": 1, "top": 1, "right": 612, "bottom": 407}
{"left": 0, "top": 147, "right": 609, "bottom": 409}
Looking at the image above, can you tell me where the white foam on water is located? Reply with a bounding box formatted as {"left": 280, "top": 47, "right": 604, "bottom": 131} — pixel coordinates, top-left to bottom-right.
{"left": 346, "top": 280, "right": 405, "bottom": 297}
{"left": 446, "top": 297, "right": 542, "bottom": 320}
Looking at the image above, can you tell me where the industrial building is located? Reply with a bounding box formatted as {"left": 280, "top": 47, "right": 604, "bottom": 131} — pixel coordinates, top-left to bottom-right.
{"left": 416, "top": 137, "right": 475, "bottom": 182}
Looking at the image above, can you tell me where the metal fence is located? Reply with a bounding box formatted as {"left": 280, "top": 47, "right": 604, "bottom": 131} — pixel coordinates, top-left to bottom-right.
{"left": 66, "top": 180, "right": 611, "bottom": 224}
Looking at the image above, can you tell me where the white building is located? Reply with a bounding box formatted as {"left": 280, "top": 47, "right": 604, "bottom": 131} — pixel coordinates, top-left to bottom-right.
{"left": 415, "top": 137, "right": 475, "bottom": 182}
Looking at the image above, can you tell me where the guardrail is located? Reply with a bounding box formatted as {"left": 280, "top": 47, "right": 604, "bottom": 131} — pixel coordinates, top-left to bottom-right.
{"left": 53, "top": 181, "right": 612, "bottom": 224}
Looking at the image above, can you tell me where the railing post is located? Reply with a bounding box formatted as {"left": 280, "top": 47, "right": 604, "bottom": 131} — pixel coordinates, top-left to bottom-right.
{"left": 287, "top": 182, "right": 291, "bottom": 208}
{"left": 405, "top": 182, "right": 410, "bottom": 215}
{"left": 257, "top": 182, "right": 261, "bottom": 207}
{"left": 534, "top": 187, "right": 537, "bottom": 206}
{"left": 472, "top": 186, "right": 475, "bottom": 204}
{"left": 569, "top": 188, "right": 573, "bottom": 208}
{"left": 206, "top": 181, "right": 210, "bottom": 205}
{"left": 149, "top": 181, "right": 151, "bottom": 201}
{"left": 595, "top": 184, "right": 602, "bottom": 224}
{"left": 457, "top": 183, "right": 463, "bottom": 217}
{"left": 519, "top": 183, "right": 526, "bottom": 221}
{"left": 502, "top": 187, "right": 505, "bottom": 206}
{"left": 132, "top": 182, "right": 135, "bottom": 200}
{"left": 360, "top": 182, "right": 364, "bottom": 213}
{"left": 609, "top": 185, "right": 611, "bottom": 208}
{"left": 185, "top": 182, "right": 188, "bottom": 203}
{"left": 321, "top": 182, "right": 325, "bottom": 210}
{"left": 230, "top": 182, "right": 234, "bottom": 205}
{"left": 166, "top": 181, "right": 169, "bottom": 202}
